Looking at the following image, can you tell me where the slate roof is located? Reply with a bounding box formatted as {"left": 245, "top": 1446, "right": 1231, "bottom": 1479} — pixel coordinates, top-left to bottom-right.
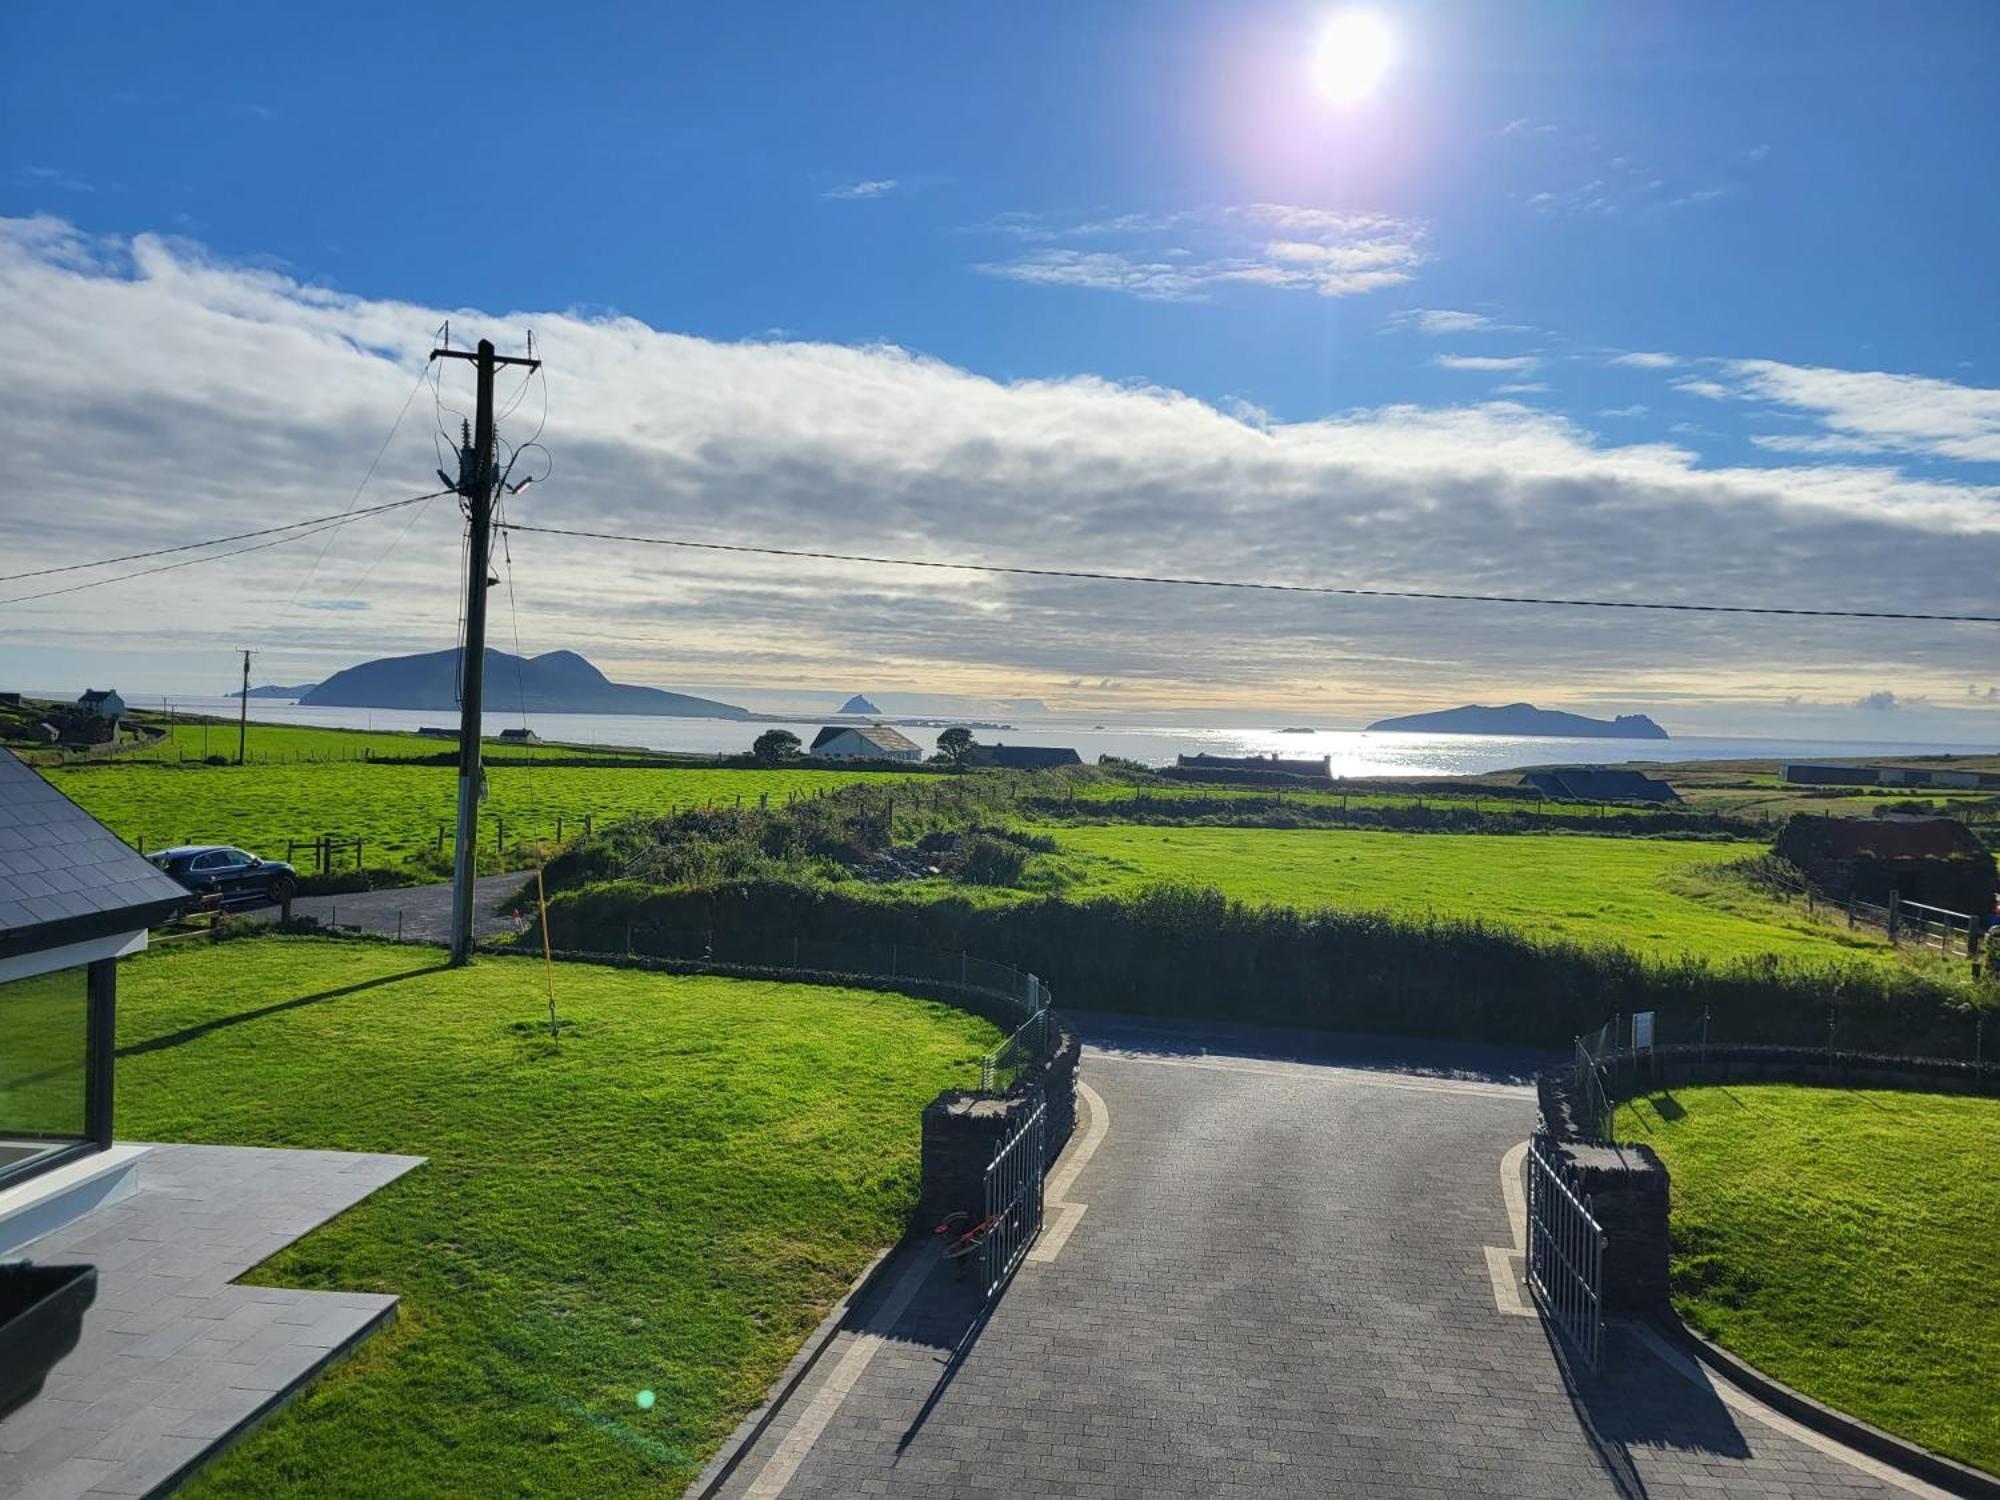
{"left": 0, "top": 747, "right": 189, "bottom": 953}
{"left": 1520, "top": 767, "right": 1680, "bottom": 804}
{"left": 968, "top": 745, "right": 1083, "bottom": 770}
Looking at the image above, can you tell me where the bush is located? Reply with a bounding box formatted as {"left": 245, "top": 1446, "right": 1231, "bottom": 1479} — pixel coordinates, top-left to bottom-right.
{"left": 539, "top": 877, "right": 1989, "bottom": 1053}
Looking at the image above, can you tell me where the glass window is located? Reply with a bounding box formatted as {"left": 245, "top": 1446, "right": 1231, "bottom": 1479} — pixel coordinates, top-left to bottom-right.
{"left": 0, "top": 964, "right": 89, "bottom": 1187}
{"left": 190, "top": 852, "right": 223, "bottom": 871}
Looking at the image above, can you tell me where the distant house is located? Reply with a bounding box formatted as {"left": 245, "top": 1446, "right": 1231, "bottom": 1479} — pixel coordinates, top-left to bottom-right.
{"left": 1520, "top": 767, "right": 1679, "bottom": 804}
{"left": 0, "top": 748, "right": 189, "bottom": 1219}
{"left": 1773, "top": 814, "right": 1996, "bottom": 913}
{"left": 75, "top": 689, "right": 125, "bottom": 722}
{"left": 0, "top": 691, "right": 21, "bottom": 707}
{"left": 967, "top": 744, "right": 1082, "bottom": 771}
{"left": 497, "top": 728, "right": 541, "bottom": 745}
{"left": 1177, "top": 752, "right": 1331, "bottom": 779}
{"left": 809, "top": 725, "right": 922, "bottom": 762}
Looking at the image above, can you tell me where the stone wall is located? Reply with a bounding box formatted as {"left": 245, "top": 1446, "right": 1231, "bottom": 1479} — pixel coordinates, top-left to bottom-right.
{"left": 1599, "top": 1045, "right": 2000, "bottom": 1102}
{"left": 1553, "top": 1142, "right": 1670, "bottom": 1315}
{"left": 917, "top": 1015, "right": 1079, "bottom": 1227}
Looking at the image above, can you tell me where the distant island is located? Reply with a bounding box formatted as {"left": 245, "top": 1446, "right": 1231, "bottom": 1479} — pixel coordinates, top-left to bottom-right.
{"left": 301, "top": 649, "right": 749, "bottom": 719}
{"left": 1365, "top": 702, "right": 1669, "bottom": 740}
{"left": 837, "top": 694, "right": 883, "bottom": 715}
{"left": 229, "top": 683, "right": 318, "bottom": 700}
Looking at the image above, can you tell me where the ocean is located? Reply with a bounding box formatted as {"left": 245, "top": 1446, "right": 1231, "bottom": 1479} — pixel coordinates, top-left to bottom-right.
{"left": 144, "top": 697, "right": 1988, "bottom": 777}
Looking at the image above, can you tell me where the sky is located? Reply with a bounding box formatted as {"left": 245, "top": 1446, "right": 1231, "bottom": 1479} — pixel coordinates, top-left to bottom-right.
{"left": 1, "top": 0, "right": 1996, "bottom": 740}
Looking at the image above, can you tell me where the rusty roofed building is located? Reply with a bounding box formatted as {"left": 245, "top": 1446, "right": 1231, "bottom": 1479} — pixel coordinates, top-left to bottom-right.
{"left": 1772, "top": 814, "right": 1997, "bottom": 914}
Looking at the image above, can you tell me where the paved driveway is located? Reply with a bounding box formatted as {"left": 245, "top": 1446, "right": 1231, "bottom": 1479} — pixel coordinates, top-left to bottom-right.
{"left": 243, "top": 873, "right": 529, "bottom": 945}
{"left": 712, "top": 1015, "right": 1927, "bottom": 1499}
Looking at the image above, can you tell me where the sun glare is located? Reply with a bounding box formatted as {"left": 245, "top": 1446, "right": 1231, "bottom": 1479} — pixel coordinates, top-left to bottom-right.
{"left": 1313, "top": 12, "right": 1394, "bottom": 104}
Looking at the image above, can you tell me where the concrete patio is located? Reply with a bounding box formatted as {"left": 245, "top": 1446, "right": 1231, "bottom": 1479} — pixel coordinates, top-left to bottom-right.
{"left": 0, "top": 1142, "right": 421, "bottom": 1500}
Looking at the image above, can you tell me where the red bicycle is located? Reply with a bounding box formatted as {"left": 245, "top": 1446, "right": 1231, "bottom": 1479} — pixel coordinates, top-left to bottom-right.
{"left": 933, "top": 1209, "right": 1001, "bottom": 1278}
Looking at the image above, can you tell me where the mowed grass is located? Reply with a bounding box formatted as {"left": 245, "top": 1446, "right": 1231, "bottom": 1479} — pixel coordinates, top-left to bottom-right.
{"left": 1033, "top": 824, "right": 1894, "bottom": 964}
{"left": 113, "top": 936, "right": 997, "bottom": 1497}
{"left": 142, "top": 719, "right": 659, "bottom": 763}
{"left": 1626, "top": 1085, "right": 2000, "bottom": 1473}
{"left": 45, "top": 762, "right": 914, "bottom": 868}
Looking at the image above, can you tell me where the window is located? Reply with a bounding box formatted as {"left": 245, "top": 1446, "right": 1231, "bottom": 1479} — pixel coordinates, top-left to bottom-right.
{"left": 190, "top": 851, "right": 226, "bottom": 871}
{"left": 0, "top": 964, "right": 89, "bottom": 1187}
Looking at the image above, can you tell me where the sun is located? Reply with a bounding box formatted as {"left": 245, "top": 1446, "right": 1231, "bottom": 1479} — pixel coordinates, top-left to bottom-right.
{"left": 1313, "top": 12, "right": 1394, "bottom": 104}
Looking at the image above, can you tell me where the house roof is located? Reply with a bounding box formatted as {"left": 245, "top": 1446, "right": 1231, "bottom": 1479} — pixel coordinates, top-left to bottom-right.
{"left": 77, "top": 688, "right": 118, "bottom": 703}
{"left": 0, "top": 748, "right": 189, "bottom": 954}
{"left": 967, "top": 745, "right": 1082, "bottom": 770}
{"left": 1521, "top": 767, "right": 1680, "bottom": 803}
{"left": 810, "top": 724, "right": 920, "bottom": 755}
{"left": 1776, "top": 815, "right": 1985, "bottom": 862}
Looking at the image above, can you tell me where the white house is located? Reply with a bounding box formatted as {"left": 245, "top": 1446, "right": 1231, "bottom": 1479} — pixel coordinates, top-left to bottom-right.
{"left": 0, "top": 749, "right": 188, "bottom": 1248}
{"left": 75, "top": 689, "right": 126, "bottom": 721}
{"left": 808, "top": 724, "right": 922, "bottom": 762}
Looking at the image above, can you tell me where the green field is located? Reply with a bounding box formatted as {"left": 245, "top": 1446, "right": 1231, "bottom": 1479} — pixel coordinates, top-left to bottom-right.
{"left": 142, "top": 719, "right": 658, "bottom": 763}
{"left": 1030, "top": 824, "right": 1896, "bottom": 963}
{"left": 1058, "top": 779, "right": 1634, "bottom": 820}
{"left": 112, "top": 936, "right": 996, "bottom": 1497}
{"left": 1627, "top": 1085, "right": 2000, "bottom": 1473}
{"left": 44, "top": 761, "right": 916, "bottom": 870}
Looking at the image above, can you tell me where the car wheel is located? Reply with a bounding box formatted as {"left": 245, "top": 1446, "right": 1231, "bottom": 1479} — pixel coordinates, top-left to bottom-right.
{"left": 268, "top": 876, "right": 297, "bottom": 905}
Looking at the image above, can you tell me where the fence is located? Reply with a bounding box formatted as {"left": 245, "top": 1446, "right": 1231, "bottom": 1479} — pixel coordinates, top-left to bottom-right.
{"left": 980, "top": 1009, "right": 1051, "bottom": 1093}
{"left": 1525, "top": 1131, "right": 1605, "bottom": 1370}
{"left": 978, "top": 1095, "right": 1048, "bottom": 1299}
{"left": 1571, "top": 1019, "right": 1617, "bottom": 1143}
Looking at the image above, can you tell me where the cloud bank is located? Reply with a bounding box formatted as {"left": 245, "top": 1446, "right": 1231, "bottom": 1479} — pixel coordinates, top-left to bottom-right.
{"left": 0, "top": 216, "right": 1995, "bottom": 732}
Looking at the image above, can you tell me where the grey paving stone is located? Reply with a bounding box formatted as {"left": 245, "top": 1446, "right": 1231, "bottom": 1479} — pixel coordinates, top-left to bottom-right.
{"left": 715, "top": 1020, "right": 1915, "bottom": 1500}
{"left": 0, "top": 1143, "right": 421, "bottom": 1499}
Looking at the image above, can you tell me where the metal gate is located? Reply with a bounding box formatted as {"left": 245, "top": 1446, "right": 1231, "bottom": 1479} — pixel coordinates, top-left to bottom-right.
{"left": 1525, "top": 1132, "right": 1606, "bottom": 1370}
{"left": 977, "top": 1096, "right": 1048, "bottom": 1299}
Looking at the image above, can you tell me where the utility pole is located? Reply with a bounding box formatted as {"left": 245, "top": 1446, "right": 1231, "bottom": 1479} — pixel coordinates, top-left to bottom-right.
{"left": 237, "top": 649, "right": 255, "bottom": 765}
{"left": 432, "top": 337, "right": 540, "bottom": 965}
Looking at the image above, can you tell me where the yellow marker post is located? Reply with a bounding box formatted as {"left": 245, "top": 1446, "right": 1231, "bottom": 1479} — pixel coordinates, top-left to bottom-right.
{"left": 535, "top": 866, "right": 558, "bottom": 1040}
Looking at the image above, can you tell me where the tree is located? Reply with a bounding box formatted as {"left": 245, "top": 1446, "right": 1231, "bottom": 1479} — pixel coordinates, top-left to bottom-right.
{"left": 936, "top": 725, "right": 976, "bottom": 769}
{"left": 751, "top": 729, "right": 802, "bottom": 764}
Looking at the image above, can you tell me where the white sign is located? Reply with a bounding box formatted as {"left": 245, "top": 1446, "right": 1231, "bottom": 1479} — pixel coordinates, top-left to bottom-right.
{"left": 1632, "top": 1011, "right": 1655, "bottom": 1050}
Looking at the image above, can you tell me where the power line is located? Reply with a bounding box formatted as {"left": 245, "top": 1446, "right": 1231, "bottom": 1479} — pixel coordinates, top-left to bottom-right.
{"left": 0, "top": 493, "right": 447, "bottom": 607}
{"left": 496, "top": 523, "right": 2000, "bottom": 626}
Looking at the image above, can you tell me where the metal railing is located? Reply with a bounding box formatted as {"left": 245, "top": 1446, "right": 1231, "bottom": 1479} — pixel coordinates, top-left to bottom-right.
{"left": 981, "top": 1007, "right": 1051, "bottom": 1093}
{"left": 1572, "top": 1019, "right": 1617, "bottom": 1143}
{"left": 978, "top": 1095, "right": 1048, "bottom": 1299}
{"left": 1525, "top": 1131, "right": 1605, "bottom": 1370}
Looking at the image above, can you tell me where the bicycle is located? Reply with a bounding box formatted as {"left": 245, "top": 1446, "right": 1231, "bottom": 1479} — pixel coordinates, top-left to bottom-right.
{"left": 933, "top": 1209, "right": 1001, "bottom": 1278}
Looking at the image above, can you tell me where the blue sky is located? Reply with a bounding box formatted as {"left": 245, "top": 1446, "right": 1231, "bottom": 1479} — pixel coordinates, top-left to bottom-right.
{"left": 1, "top": 1, "right": 1996, "bottom": 736}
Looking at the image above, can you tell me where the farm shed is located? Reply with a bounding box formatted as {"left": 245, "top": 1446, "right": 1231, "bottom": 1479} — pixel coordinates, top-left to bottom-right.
{"left": 1520, "top": 767, "right": 1680, "bottom": 804}
{"left": 1772, "top": 814, "right": 1997, "bottom": 913}
{"left": 1177, "top": 752, "right": 1331, "bottom": 778}
{"left": 809, "top": 725, "right": 923, "bottom": 762}
{"left": 967, "top": 744, "right": 1082, "bottom": 770}
{"left": 0, "top": 749, "right": 187, "bottom": 1229}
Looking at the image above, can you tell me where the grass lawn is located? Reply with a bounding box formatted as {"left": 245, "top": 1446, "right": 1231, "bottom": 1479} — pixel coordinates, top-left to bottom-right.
{"left": 1030, "top": 824, "right": 1898, "bottom": 964}
{"left": 45, "top": 762, "right": 916, "bottom": 872}
{"left": 111, "top": 935, "right": 997, "bottom": 1497}
{"left": 1625, "top": 1085, "right": 2000, "bottom": 1473}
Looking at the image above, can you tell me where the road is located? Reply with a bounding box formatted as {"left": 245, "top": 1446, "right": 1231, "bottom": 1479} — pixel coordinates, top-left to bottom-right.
{"left": 710, "top": 1014, "right": 1935, "bottom": 1499}
{"left": 245, "top": 873, "right": 530, "bottom": 946}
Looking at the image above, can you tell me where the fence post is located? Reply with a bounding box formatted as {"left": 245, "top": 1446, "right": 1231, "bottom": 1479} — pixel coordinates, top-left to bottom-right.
{"left": 1847, "top": 894, "right": 1855, "bottom": 930}
{"left": 557, "top": 816, "right": 564, "bottom": 842}
{"left": 1887, "top": 889, "right": 1901, "bottom": 942}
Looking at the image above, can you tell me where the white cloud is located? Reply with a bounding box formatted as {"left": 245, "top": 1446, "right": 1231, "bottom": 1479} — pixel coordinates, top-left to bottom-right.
{"left": 972, "top": 204, "right": 1423, "bottom": 303}
{"left": 1726, "top": 359, "right": 2000, "bottom": 463}
{"left": 822, "top": 178, "right": 898, "bottom": 201}
{"left": 1385, "top": 308, "right": 1528, "bottom": 336}
{"left": 0, "top": 217, "right": 1995, "bottom": 717}
{"left": 1434, "top": 354, "right": 1540, "bottom": 374}
{"left": 1609, "top": 351, "right": 1677, "bottom": 369}
{"left": 1672, "top": 378, "right": 1732, "bottom": 401}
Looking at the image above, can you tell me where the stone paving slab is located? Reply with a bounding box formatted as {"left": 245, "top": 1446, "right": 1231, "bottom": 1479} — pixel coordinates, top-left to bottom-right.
{"left": 716, "top": 1020, "right": 1920, "bottom": 1499}
{"left": 0, "top": 1142, "right": 422, "bottom": 1500}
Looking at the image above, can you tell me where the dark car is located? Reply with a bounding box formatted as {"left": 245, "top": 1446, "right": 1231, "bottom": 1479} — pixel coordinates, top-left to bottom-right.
{"left": 146, "top": 844, "right": 298, "bottom": 908}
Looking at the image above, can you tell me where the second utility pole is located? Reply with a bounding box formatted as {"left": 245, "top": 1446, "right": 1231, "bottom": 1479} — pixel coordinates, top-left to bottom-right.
{"left": 237, "top": 648, "right": 254, "bottom": 765}
{"left": 432, "top": 337, "right": 539, "bottom": 965}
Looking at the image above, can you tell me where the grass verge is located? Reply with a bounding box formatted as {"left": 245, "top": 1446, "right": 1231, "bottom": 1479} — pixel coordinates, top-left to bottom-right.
{"left": 1625, "top": 1084, "right": 2000, "bottom": 1474}
{"left": 112, "top": 935, "right": 996, "bottom": 1497}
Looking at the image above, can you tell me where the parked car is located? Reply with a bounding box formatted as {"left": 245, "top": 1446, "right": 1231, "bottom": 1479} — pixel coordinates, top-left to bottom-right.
{"left": 146, "top": 845, "right": 298, "bottom": 907}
